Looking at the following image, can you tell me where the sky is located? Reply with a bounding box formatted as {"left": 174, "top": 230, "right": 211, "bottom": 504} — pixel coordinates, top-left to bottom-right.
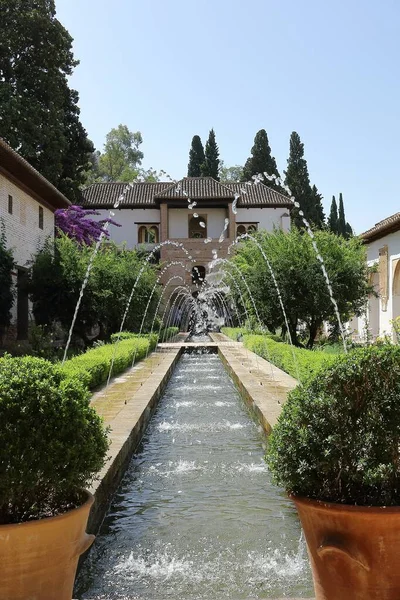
{"left": 55, "top": 0, "right": 400, "bottom": 234}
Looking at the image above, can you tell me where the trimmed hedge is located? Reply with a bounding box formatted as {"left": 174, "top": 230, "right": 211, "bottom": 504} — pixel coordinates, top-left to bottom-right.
{"left": 61, "top": 336, "right": 157, "bottom": 390}
{"left": 110, "top": 327, "right": 179, "bottom": 344}
{"left": 221, "top": 327, "right": 335, "bottom": 382}
{"left": 0, "top": 355, "right": 109, "bottom": 523}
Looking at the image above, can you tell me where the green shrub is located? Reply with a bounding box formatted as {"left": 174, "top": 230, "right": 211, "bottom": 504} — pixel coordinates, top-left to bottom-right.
{"left": 222, "top": 328, "right": 334, "bottom": 382}
{"left": 61, "top": 336, "right": 157, "bottom": 389}
{"left": 159, "top": 326, "right": 179, "bottom": 341}
{"left": 0, "top": 355, "right": 109, "bottom": 524}
{"left": 266, "top": 345, "right": 400, "bottom": 506}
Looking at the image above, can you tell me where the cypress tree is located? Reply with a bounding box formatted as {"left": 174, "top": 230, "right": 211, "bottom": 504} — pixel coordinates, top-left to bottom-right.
{"left": 241, "top": 129, "right": 280, "bottom": 189}
{"left": 284, "top": 132, "right": 314, "bottom": 229}
{"left": 345, "top": 222, "right": 353, "bottom": 238}
{"left": 328, "top": 196, "right": 339, "bottom": 234}
{"left": 201, "top": 129, "right": 220, "bottom": 180}
{"left": 187, "top": 135, "right": 205, "bottom": 177}
{"left": 310, "top": 184, "right": 325, "bottom": 229}
{"left": 0, "top": 0, "right": 94, "bottom": 202}
{"left": 338, "top": 193, "right": 346, "bottom": 236}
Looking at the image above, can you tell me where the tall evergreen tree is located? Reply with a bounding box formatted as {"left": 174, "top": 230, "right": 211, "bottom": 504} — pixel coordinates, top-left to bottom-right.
{"left": 338, "top": 192, "right": 346, "bottom": 237}
{"left": 328, "top": 196, "right": 339, "bottom": 234}
{"left": 310, "top": 185, "right": 325, "bottom": 229}
{"left": 0, "top": 0, "right": 94, "bottom": 202}
{"left": 201, "top": 129, "right": 220, "bottom": 180}
{"left": 241, "top": 129, "right": 280, "bottom": 189}
{"left": 284, "top": 132, "right": 315, "bottom": 229}
{"left": 187, "top": 135, "right": 205, "bottom": 177}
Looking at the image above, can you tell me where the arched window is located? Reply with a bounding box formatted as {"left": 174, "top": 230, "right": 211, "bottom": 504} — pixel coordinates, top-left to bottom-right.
{"left": 189, "top": 215, "right": 207, "bottom": 238}
{"left": 392, "top": 260, "right": 400, "bottom": 324}
{"left": 247, "top": 224, "right": 257, "bottom": 234}
{"left": 192, "top": 265, "right": 206, "bottom": 284}
{"left": 236, "top": 224, "right": 246, "bottom": 236}
{"left": 138, "top": 224, "right": 159, "bottom": 243}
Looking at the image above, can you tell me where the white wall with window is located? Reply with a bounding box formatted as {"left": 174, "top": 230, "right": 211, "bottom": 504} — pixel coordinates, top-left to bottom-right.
{"left": 235, "top": 207, "right": 290, "bottom": 232}
{"left": 168, "top": 208, "right": 226, "bottom": 239}
{"left": 93, "top": 208, "right": 161, "bottom": 247}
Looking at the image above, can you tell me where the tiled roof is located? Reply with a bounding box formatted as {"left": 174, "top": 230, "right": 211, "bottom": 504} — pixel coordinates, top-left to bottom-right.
{"left": 0, "top": 138, "right": 70, "bottom": 209}
{"left": 360, "top": 212, "right": 400, "bottom": 243}
{"left": 82, "top": 181, "right": 171, "bottom": 208}
{"left": 81, "top": 177, "right": 292, "bottom": 209}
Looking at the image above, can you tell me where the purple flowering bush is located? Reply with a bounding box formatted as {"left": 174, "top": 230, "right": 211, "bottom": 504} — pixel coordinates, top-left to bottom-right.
{"left": 55, "top": 205, "right": 121, "bottom": 245}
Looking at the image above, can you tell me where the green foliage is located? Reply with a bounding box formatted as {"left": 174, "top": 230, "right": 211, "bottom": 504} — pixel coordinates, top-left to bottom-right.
{"left": 222, "top": 328, "right": 334, "bottom": 381}
{"left": 230, "top": 228, "right": 370, "bottom": 348}
{"left": 285, "top": 132, "right": 324, "bottom": 229}
{"left": 241, "top": 129, "right": 281, "bottom": 189}
{"left": 267, "top": 345, "right": 400, "bottom": 506}
{"left": 0, "top": 0, "right": 94, "bottom": 202}
{"left": 328, "top": 195, "right": 339, "bottom": 233}
{"left": 219, "top": 163, "right": 243, "bottom": 182}
{"left": 29, "top": 235, "right": 160, "bottom": 344}
{"left": 61, "top": 336, "right": 157, "bottom": 389}
{"left": 201, "top": 128, "right": 220, "bottom": 180}
{"left": 188, "top": 135, "right": 205, "bottom": 177}
{"left": 0, "top": 224, "right": 15, "bottom": 338}
{"left": 98, "top": 124, "right": 144, "bottom": 182}
{"left": 109, "top": 328, "right": 178, "bottom": 343}
{"left": 0, "top": 355, "right": 108, "bottom": 523}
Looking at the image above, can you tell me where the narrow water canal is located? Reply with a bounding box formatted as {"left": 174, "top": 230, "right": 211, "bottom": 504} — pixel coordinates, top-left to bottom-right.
{"left": 76, "top": 352, "right": 313, "bottom": 599}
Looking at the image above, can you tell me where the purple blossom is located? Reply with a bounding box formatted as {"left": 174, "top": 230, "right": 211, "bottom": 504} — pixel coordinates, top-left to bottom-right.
{"left": 55, "top": 206, "right": 121, "bottom": 245}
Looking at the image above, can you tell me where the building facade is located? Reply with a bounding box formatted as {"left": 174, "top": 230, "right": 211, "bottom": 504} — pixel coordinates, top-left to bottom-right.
{"left": 0, "top": 138, "right": 70, "bottom": 340}
{"left": 82, "top": 177, "right": 292, "bottom": 311}
{"left": 350, "top": 213, "right": 400, "bottom": 341}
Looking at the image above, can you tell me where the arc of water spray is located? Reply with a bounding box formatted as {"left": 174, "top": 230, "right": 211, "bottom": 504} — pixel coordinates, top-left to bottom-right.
{"left": 234, "top": 173, "right": 348, "bottom": 352}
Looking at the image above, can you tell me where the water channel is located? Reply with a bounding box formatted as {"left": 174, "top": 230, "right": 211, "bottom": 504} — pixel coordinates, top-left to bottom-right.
{"left": 75, "top": 351, "right": 313, "bottom": 599}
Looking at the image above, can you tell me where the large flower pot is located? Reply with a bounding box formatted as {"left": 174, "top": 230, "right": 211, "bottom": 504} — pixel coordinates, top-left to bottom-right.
{"left": 292, "top": 494, "right": 400, "bottom": 600}
{"left": 0, "top": 491, "right": 95, "bottom": 600}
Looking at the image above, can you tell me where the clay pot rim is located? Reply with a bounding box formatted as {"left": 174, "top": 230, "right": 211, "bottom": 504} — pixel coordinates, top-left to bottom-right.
{"left": 289, "top": 493, "right": 400, "bottom": 514}
{"left": 0, "top": 489, "right": 94, "bottom": 530}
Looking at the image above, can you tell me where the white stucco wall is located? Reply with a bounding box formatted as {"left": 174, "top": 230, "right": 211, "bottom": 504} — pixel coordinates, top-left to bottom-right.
{"left": 352, "top": 229, "right": 400, "bottom": 341}
{"left": 168, "top": 208, "right": 227, "bottom": 239}
{"left": 95, "top": 208, "right": 161, "bottom": 247}
{"left": 235, "top": 207, "right": 290, "bottom": 232}
{"left": 0, "top": 173, "right": 55, "bottom": 324}
{"left": 0, "top": 173, "right": 54, "bottom": 268}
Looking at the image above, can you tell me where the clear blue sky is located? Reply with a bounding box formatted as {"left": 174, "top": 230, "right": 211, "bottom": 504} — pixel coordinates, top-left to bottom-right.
{"left": 56, "top": 0, "right": 400, "bottom": 234}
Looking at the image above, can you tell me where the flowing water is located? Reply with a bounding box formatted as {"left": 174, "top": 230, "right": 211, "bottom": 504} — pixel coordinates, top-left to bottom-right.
{"left": 75, "top": 353, "right": 313, "bottom": 599}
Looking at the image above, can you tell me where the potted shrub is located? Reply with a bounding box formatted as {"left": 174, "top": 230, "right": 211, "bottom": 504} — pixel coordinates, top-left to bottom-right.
{"left": 266, "top": 344, "right": 400, "bottom": 600}
{"left": 0, "top": 355, "right": 109, "bottom": 600}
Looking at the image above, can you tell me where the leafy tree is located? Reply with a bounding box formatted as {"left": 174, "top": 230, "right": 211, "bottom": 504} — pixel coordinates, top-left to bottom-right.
{"left": 0, "top": 223, "right": 15, "bottom": 342}
{"left": 98, "top": 124, "right": 144, "bottom": 182}
{"left": 188, "top": 135, "right": 205, "bottom": 177}
{"left": 231, "top": 228, "right": 370, "bottom": 348}
{"left": 284, "top": 132, "right": 315, "bottom": 229}
{"left": 55, "top": 206, "right": 121, "bottom": 245}
{"left": 328, "top": 195, "right": 339, "bottom": 234}
{"left": 219, "top": 163, "right": 244, "bottom": 182}
{"left": 0, "top": 0, "right": 94, "bottom": 202}
{"left": 201, "top": 128, "right": 220, "bottom": 180}
{"left": 241, "top": 129, "right": 281, "bottom": 189}
{"left": 29, "top": 235, "right": 160, "bottom": 345}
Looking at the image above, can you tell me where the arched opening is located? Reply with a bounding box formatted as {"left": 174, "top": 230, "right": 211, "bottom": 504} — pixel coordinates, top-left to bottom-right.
{"left": 392, "top": 260, "right": 400, "bottom": 328}
{"left": 236, "top": 224, "right": 246, "bottom": 236}
{"left": 189, "top": 216, "right": 207, "bottom": 239}
{"left": 192, "top": 265, "right": 206, "bottom": 284}
{"left": 368, "top": 271, "right": 380, "bottom": 339}
{"left": 247, "top": 224, "right": 257, "bottom": 234}
{"left": 138, "top": 225, "right": 159, "bottom": 243}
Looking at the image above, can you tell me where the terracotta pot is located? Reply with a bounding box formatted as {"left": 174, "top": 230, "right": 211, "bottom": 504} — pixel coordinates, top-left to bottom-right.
{"left": 292, "top": 494, "right": 400, "bottom": 600}
{"left": 0, "top": 491, "right": 95, "bottom": 600}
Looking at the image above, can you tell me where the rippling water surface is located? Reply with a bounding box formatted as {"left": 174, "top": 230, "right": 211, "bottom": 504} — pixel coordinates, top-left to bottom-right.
{"left": 75, "top": 353, "right": 313, "bottom": 599}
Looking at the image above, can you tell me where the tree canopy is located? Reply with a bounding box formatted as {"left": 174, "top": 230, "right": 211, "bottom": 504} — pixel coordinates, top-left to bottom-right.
{"left": 29, "top": 235, "right": 160, "bottom": 344}
{"left": 0, "top": 0, "right": 94, "bottom": 202}
{"left": 201, "top": 129, "right": 220, "bottom": 180}
{"left": 219, "top": 163, "right": 244, "bottom": 182}
{"left": 187, "top": 135, "right": 205, "bottom": 177}
{"left": 97, "top": 124, "right": 144, "bottom": 182}
{"left": 230, "top": 228, "right": 370, "bottom": 348}
{"left": 241, "top": 129, "right": 281, "bottom": 189}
